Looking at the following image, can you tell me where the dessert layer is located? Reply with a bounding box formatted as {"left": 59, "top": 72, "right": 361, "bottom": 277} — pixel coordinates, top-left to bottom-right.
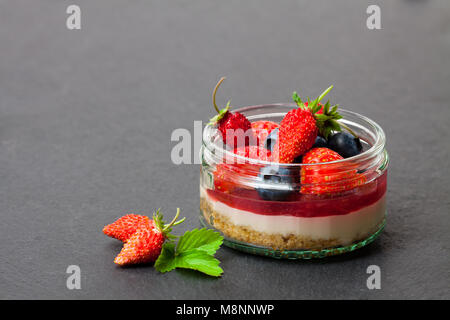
{"left": 201, "top": 188, "right": 386, "bottom": 246}
{"left": 201, "top": 198, "right": 341, "bottom": 250}
{"left": 205, "top": 172, "right": 387, "bottom": 217}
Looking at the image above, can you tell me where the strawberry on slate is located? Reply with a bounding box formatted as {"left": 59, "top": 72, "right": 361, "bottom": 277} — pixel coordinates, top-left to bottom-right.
{"left": 114, "top": 209, "right": 185, "bottom": 266}
{"left": 209, "top": 77, "right": 253, "bottom": 148}
{"left": 103, "top": 214, "right": 152, "bottom": 242}
{"left": 103, "top": 211, "right": 224, "bottom": 277}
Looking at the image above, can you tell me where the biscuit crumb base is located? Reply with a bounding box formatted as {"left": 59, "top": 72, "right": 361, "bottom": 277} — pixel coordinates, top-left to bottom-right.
{"left": 200, "top": 197, "right": 370, "bottom": 250}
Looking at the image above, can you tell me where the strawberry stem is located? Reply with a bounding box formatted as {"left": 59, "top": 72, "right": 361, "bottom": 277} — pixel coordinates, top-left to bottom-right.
{"left": 305, "top": 85, "right": 334, "bottom": 114}
{"left": 172, "top": 217, "right": 186, "bottom": 226}
{"left": 163, "top": 208, "right": 183, "bottom": 232}
{"left": 317, "top": 85, "right": 333, "bottom": 104}
{"left": 212, "top": 77, "right": 226, "bottom": 114}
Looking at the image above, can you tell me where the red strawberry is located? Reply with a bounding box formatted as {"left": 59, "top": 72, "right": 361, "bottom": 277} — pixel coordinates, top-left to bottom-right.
{"left": 114, "top": 209, "right": 184, "bottom": 266}
{"left": 218, "top": 112, "right": 253, "bottom": 147}
{"left": 114, "top": 220, "right": 163, "bottom": 265}
{"left": 103, "top": 214, "right": 152, "bottom": 242}
{"left": 209, "top": 77, "right": 253, "bottom": 148}
{"left": 213, "top": 164, "right": 242, "bottom": 193}
{"left": 272, "top": 107, "right": 318, "bottom": 163}
{"left": 214, "top": 146, "right": 271, "bottom": 193}
{"left": 251, "top": 121, "right": 279, "bottom": 148}
{"left": 273, "top": 86, "right": 342, "bottom": 163}
{"left": 300, "top": 148, "right": 366, "bottom": 195}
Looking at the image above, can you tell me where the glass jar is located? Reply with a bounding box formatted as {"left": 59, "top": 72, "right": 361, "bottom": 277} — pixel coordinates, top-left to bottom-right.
{"left": 200, "top": 104, "right": 388, "bottom": 259}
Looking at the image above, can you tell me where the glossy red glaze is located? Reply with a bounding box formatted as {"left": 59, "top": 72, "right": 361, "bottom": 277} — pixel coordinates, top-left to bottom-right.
{"left": 206, "top": 172, "right": 387, "bottom": 217}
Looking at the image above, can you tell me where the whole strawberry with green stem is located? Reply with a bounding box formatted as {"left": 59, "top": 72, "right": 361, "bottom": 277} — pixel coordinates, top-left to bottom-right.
{"left": 209, "top": 77, "right": 253, "bottom": 148}
{"left": 273, "top": 85, "right": 345, "bottom": 163}
{"left": 114, "top": 209, "right": 185, "bottom": 266}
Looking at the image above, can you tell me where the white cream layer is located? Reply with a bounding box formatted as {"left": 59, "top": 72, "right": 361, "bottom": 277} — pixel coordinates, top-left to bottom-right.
{"left": 201, "top": 187, "right": 386, "bottom": 245}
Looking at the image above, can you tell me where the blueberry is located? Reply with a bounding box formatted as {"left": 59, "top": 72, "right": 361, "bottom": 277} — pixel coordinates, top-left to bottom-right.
{"left": 256, "top": 165, "right": 299, "bottom": 201}
{"left": 312, "top": 136, "right": 328, "bottom": 148}
{"left": 293, "top": 155, "right": 303, "bottom": 164}
{"left": 328, "top": 132, "right": 363, "bottom": 158}
{"left": 264, "top": 128, "right": 278, "bottom": 151}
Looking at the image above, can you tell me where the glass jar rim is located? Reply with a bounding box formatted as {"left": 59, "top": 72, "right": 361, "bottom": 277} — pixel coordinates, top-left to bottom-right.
{"left": 202, "top": 103, "right": 386, "bottom": 167}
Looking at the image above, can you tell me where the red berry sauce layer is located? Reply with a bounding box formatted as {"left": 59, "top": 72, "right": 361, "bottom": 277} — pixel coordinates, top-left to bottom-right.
{"left": 206, "top": 172, "right": 387, "bottom": 218}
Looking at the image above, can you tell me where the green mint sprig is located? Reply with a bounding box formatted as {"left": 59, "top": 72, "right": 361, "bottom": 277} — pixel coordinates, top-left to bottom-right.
{"left": 154, "top": 228, "right": 224, "bottom": 277}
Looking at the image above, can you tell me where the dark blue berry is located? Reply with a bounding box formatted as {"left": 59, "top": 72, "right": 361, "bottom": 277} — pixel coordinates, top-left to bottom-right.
{"left": 312, "top": 136, "right": 328, "bottom": 148}
{"left": 328, "top": 132, "right": 363, "bottom": 158}
{"left": 256, "top": 165, "right": 299, "bottom": 201}
{"left": 293, "top": 155, "right": 303, "bottom": 164}
{"left": 264, "top": 128, "right": 278, "bottom": 151}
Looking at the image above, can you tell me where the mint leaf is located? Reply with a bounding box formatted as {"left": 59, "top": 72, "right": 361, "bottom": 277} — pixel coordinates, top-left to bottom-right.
{"left": 176, "top": 250, "right": 223, "bottom": 277}
{"left": 156, "top": 248, "right": 223, "bottom": 277}
{"left": 176, "top": 228, "right": 223, "bottom": 255}
{"left": 154, "top": 228, "right": 224, "bottom": 277}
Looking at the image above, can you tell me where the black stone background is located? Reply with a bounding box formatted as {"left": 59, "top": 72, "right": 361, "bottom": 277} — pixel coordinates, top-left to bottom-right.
{"left": 1, "top": 0, "right": 449, "bottom": 299}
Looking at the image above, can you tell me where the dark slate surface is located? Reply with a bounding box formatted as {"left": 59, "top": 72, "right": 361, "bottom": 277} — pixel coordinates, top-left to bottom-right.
{"left": 1, "top": 0, "right": 449, "bottom": 299}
